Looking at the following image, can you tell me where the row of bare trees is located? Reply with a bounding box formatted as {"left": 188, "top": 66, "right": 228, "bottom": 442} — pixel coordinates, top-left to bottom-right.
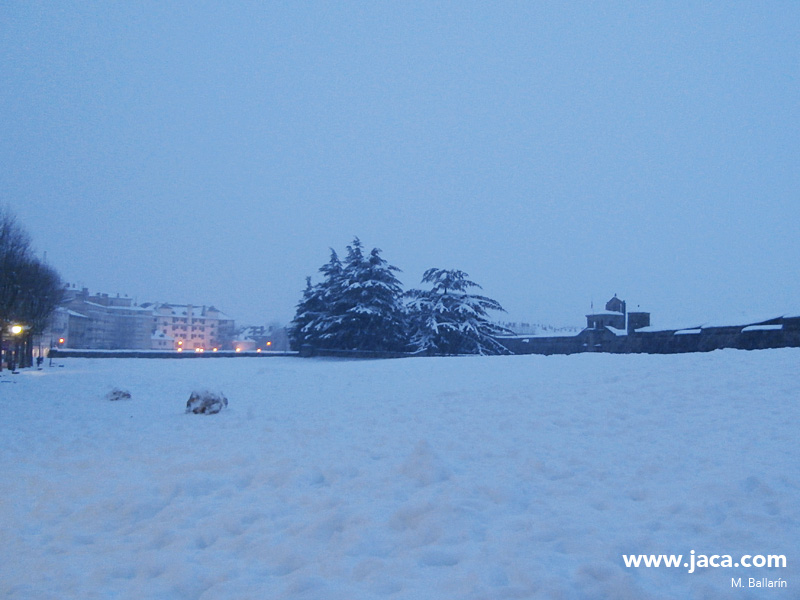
{"left": 0, "top": 206, "right": 63, "bottom": 371}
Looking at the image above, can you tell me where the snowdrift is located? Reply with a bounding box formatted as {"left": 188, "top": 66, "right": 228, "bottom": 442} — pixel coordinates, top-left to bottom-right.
{"left": 1, "top": 350, "right": 797, "bottom": 599}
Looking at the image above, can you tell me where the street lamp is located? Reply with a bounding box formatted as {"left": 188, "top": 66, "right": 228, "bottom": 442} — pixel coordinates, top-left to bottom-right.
{"left": 9, "top": 323, "right": 24, "bottom": 373}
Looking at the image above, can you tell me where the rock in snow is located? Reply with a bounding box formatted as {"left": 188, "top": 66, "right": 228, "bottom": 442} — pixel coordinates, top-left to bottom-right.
{"left": 186, "top": 390, "right": 228, "bottom": 414}
{"left": 105, "top": 388, "right": 131, "bottom": 401}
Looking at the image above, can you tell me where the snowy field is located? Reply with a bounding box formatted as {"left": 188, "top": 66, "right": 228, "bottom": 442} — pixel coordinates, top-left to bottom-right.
{"left": 1, "top": 350, "right": 797, "bottom": 599}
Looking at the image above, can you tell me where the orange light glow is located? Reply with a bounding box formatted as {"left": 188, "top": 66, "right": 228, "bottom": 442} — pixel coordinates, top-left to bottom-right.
{"left": 257, "top": 348, "right": 262, "bottom": 353}
{"left": 235, "top": 347, "right": 242, "bottom": 353}
{"left": 58, "top": 338, "right": 65, "bottom": 344}
{"left": 177, "top": 348, "right": 183, "bottom": 352}
{"left": 266, "top": 341, "right": 272, "bottom": 346}
{"left": 212, "top": 348, "right": 218, "bottom": 352}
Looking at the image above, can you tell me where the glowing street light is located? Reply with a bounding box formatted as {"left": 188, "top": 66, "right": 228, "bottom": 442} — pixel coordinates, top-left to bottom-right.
{"left": 8, "top": 324, "right": 24, "bottom": 373}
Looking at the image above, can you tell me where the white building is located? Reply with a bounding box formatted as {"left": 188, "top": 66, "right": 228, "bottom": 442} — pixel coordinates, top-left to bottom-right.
{"left": 52, "top": 288, "right": 153, "bottom": 349}
{"left": 151, "top": 330, "right": 174, "bottom": 351}
{"left": 43, "top": 286, "right": 236, "bottom": 351}
{"left": 146, "top": 303, "right": 235, "bottom": 351}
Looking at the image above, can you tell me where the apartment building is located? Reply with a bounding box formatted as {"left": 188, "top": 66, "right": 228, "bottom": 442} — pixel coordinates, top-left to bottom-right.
{"left": 146, "top": 303, "right": 235, "bottom": 351}
{"left": 44, "top": 286, "right": 235, "bottom": 351}
{"left": 51, "top": 287, "right": 153, "bottom": 350}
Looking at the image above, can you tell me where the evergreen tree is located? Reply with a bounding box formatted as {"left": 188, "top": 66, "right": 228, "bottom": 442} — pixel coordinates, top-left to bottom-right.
{"left": 288, "top": 250, "right": 344, "bottom": 350}
{"left": 406, "top": 268, "right": 511, "bottom": 355}
{"left": 289, "top": 238, "right": 407, "bottom": 352}
{"left": 314, "top": 248, "right": 347, "bottom": 349}
{"left": 333, "top": 239, "right": 406, "bottom": 351}
{"left": 288, "top": 277, "right": 324, "bottom": 350}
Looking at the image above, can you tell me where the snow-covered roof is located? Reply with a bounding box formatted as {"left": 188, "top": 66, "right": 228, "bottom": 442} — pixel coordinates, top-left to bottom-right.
{"left": 499, "top": 330, "right": 580, "bottom": 340}
{"left": 634, "top": 323, "right": 705, "bottom": 333}
{"left": 741, "top": 324, "right": 783, "bottom": 332}
{"left": 83, "top": 301, "right": 109, "bottom": 309}
{"left": 586, "top": 311, "right": 625, "bottom": 318}
{"left": 605, "top": 326, "right": 627, "bottom": 336}
{"left": 153, "top": 303, "right": 230, "bottom": 319}
{"left": 106, "top": 305, "right": 153, "bottom": 312}
{"left": 700, "top": 314, "right": 783, "bottom": 328}
{"left": 637, "top": 318, "right": 790, "bottom": 334}
{"left": 78, "top": 301, "right": 154, "bottom": 314}
{"left": 65, "top": 310, "right": 90, "bottom": 319}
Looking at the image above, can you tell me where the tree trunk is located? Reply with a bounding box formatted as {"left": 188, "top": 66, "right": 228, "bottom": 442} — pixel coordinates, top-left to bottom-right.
{"left": 24, "top": 333, "right": 34, "bottom": 368}
{"left": 18, "top": 334, "right": 25, "bottom": 368}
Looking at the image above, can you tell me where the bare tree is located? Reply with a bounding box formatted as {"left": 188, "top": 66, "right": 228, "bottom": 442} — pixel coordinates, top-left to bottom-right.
{"left": 0, "top": 206, "right": 33, "bottom": 371}
{"left": 0, "top": 205, "right": 63, "bottom": 370}
{"left": 16, "top": 258, "right": 64, "bottom": 367}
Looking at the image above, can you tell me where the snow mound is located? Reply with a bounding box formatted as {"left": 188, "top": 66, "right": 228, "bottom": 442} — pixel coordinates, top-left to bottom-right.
{"left": 105, "top": 388, "right": 131, "bottom": 401}
{"left": 398, "top": 440, "right": 451, "bottom": 487}
{"left": 186, "top": 390, "right": 228, "bottom": 414}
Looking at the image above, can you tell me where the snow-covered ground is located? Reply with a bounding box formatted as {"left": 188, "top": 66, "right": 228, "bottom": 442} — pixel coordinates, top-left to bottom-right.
{"left": 1, "top": 351, "right": 797, "bottom": 599}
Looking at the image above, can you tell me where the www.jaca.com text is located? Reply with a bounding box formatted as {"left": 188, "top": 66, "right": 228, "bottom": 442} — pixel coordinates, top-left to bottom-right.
{"left": 622, "top": 551, "right": 787, "bottom": 574}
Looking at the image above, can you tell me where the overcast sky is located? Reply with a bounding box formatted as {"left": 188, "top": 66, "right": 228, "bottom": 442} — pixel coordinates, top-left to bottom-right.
{"left": 2, "top": 2, "right": 798, "bottom": 329}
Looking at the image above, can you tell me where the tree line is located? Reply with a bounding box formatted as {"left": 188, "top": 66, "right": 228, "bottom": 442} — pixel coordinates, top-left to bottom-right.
{"left": 0, "top": 206, "right": 63, "bottom": 370}
{"left": 289, "top": 237, "right": 510, "bottom": 355}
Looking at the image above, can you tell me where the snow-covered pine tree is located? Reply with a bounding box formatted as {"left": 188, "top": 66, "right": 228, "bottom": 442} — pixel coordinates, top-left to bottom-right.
{"left": 288, "top": 277, "right": 323, "bottom": 350}
{"left": 406, "top": 268, "right": 511, "bottom": 355}
{"left": 288, "top": 249, "right": 345, "bottom": 350}
{"left": 290, "top": 241, "right": 407, "bottom": 352}
{"left": 342, "top": 240, "right": 406, "bottom": 350}
{"left": 313, "top": 248, "right": 347, "bottom": 349}
{"left": 325, "top": 237, "right": 407, "bottom": 351}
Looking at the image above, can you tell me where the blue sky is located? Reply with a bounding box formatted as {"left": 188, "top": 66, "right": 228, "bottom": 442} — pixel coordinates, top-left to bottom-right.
{"left": 2, "top": 2, "right": 798, "bottom": 328}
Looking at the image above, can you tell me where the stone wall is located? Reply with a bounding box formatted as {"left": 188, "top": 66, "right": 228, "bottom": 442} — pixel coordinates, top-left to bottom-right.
{"left": 498, "top": 316, "right": 800, "bottom": 355}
